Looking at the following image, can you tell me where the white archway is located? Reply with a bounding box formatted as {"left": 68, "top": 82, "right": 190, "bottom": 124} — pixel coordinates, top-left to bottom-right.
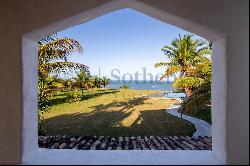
{"left": 22, "top": 0, "right": 227, "bottom": 164}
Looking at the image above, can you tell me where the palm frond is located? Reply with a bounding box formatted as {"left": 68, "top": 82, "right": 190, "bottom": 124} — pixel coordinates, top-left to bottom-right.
{"left": 38, "top": 38, "right": 83, "bottom": 63}
{"left": 39, "top": 62, "right": 88, "bottom": 77}
{"left": 172, "top": 76, "right": 204, "bottom": 89}
{"left": 160, "top": 65, "right": 181, "bottom": 80}
{"left": 154, "top": 62, "right": 170, "bottom": 68}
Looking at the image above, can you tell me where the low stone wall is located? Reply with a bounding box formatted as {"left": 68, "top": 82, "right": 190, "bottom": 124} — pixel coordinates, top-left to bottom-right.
{"left": 38, "top": 136, "right": 212, "bottom": 150}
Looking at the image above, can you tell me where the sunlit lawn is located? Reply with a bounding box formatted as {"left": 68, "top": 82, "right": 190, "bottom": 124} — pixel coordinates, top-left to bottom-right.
{"left": 182, "top": 108, "right": 212, "bottom": 124}
{"left": 44, "top": 89, "right": 196, "bottom": 136}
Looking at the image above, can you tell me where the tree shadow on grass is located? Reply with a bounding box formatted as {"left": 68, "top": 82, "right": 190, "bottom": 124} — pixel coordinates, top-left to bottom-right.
{"left": 49, "top": 89, "right": 120, "bottom": 106}
{"left": 87, "top": 97, "right": 150, "bottom": 114}
{"left": 80, "top": 90, "right": 119, "bottom": 100}
{"left": 45, "top": 98, "right": 195, "bottom": 137}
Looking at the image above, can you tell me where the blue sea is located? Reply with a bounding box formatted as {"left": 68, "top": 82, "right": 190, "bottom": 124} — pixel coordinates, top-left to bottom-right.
{"left": 107, "top": 80, "right": 186, "bottom": 98}
{"left": 107, "top": 80, "right": 175, "bottom": 91}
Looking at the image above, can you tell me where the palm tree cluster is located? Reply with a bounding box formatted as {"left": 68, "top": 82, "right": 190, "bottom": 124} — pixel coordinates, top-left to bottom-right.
{"left": 71, "top": 70, "right": 111, "bottom": 96}
{"left": 41, "top": 74, "right": 112, "bottom": 99}
{"left": 38, "top": 33, "right": 212, "bottom": 134}
{"left": 38, "top": 35, "right": 88, "bottom": 134}
{"left": 38, "top": 35, "right": 112, "bottom": 134}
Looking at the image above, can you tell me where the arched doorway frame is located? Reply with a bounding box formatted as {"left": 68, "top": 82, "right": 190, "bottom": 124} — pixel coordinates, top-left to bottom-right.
{"left": 22, "top": 0, "right": 227, "bottom": 164}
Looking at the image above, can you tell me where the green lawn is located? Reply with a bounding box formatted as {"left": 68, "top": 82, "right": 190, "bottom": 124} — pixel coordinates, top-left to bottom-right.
{"left": 183, "top": 108, "right": 212, "bottom": 124}
{"left": 44, "top": 89, "right": 196, "bottom": 136}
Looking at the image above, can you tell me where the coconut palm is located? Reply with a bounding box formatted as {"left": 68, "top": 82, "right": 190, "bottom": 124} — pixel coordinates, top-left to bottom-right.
{"left": 38, "top": 35, "right": 88, "bottom": 82}
{"left": 155, "top": 34, "right": 211, "bottom": 96}
{"left": 92, "top": 76, "right": 102, "bottom": 89}
{"left": 38, "top": 35, "right": 87, "bottom": 134}
{"left": 101, "top": 77, "right": 111, "bottom": 88}
{"left": 73, "top": 70, "right": 91, "bottom": 96}
{"left": 63, "top": 79, "right": 73, "bottom": 90}
{"left": 177, "top": 59, "right": 212, "bottom": 113}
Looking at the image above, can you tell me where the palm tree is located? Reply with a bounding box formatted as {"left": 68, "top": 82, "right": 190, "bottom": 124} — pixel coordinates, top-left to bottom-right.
{"left": 63, "top": 79, "right": 73, "bottom": 90}
{"left": 155, "top": 34, "right": 211, "bottom": 96}
{"left": 101, "top": 77, "right": 111, "bottom": 88}
{"left": 73, "top": 70, "right": 91, "bottom": 96}
{"left": 38, "top": 35, "right": 88, "bottom": 82}
{"left": 92, "top": 76, "right": 102, "bottom": 89}
{"left": 177, "top": 59, "right": 212, "bottom": 113}
{"left": 37, "top": 35, "right": 87, "bottom": 134}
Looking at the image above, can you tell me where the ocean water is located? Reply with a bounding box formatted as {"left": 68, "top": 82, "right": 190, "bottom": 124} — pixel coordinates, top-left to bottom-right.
{"left": 107, "top": 80, "right": 175, "bottom": 91}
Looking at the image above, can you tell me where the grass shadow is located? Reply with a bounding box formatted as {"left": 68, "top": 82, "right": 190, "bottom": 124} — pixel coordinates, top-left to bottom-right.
{"left": 45, "top": 97, "right": 195, "bottom": 136}
{"left": 49, "top": 89, "right": 120, "bottom": 106}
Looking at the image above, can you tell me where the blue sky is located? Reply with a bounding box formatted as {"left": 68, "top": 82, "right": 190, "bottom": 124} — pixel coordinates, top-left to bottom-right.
{"left": 57, "top": 8, "right": 205, "bottom": 81}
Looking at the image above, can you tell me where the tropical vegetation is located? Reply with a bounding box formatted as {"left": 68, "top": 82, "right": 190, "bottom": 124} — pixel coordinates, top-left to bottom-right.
{"left": 38, "top": 33, "right": 212, "bottom": 136}
{"left": 155, "top": 34, "right": 212, "bottom": 114}
{"left": 38, "top": 35, "right": 87, "bottom": 134}
{"left": 121, "top": 84, "right": 130, "bottom": 90}
{"left": 73, "top": 70, "right": 91, "bottom": 96}
{"left": 44, "top": 89, "right": 196, "bottom": 136}
{"left": 101, "top": 76, "right": 111, "bottom": 88}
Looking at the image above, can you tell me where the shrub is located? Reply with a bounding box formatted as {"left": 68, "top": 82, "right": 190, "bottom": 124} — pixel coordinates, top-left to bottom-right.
{"left": 66, "top": 90, "right": 81, "bottom": 103}
{"left": 121, "top": 84, "right": 130, "bottom": 90}
{"left": 178, "top": 82, "right": 211, "bottom": 113}
{"left": 38, "top": 81, "right": 51, "bottom": 135}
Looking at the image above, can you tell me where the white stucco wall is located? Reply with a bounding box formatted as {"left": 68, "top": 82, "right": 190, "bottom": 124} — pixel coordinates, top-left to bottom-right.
{"left": 0, "top": 0, "right": 249, "bottom": 164}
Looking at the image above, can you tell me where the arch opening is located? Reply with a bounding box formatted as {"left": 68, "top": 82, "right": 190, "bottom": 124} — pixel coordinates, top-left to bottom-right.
{"left": 22, "top": 0, "right": 227, "bottom": 164}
